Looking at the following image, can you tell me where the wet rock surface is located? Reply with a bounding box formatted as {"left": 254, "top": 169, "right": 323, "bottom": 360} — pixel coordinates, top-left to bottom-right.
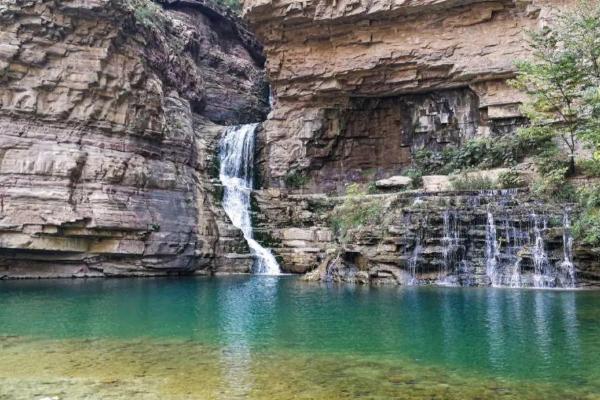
{"left": 254, "top": 189, "right": 600, "bottom": 287}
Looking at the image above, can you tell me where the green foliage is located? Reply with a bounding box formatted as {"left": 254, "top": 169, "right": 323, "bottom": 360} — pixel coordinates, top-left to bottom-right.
{"left": 573, "top": 186, "right": 600, "bottom": 246}
{"left": 366, "top": 182, "right": 378, "bottom": 194}
{"left": 330, "top": 184, "right": 384, "bottom": 242}
{"left": 126, "top": 0, "right": 172, "bottom": 31}
{"left": 284, "top": 170, "right": 310, "bottom": 189}
{"left": 449, "top": 174, "right": 497, "bottom": 191}
{"left": 512, "top": 0, "right": 600, "bottom": 171}
{"left": 577, "top": 158, "right": 600, "bottom": 177}
{"left": 498, "top": 170, "right": 526, "bottom": 189}
{"left": 413, "top": 134, "right": 551, "bottom": 175}
{"left": 214, "top": 0, "right": 242, "bottom": 12}
{"left": 402, "top": 168, "right": 423, "bottom": 189}
{"left": 531, "top": 144, "right": 577, "bottom": 201}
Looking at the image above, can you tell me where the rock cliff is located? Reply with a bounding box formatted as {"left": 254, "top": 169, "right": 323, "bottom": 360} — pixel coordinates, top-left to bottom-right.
{"left": 254, "top": 189, "right": 600, "bottom": 287}
{"left": 0, "top": 0, "right": 266, "bottom": 277}
{"left": 244, "top": 0, "right": 599, "bottom": 286}
{"left": 244, "top": 0, "right": 576, "bottom": 188}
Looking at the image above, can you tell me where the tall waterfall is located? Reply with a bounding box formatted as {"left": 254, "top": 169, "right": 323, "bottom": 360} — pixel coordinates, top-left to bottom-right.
{"left": 219, "top": 124, "right": 281, "bottom": 275}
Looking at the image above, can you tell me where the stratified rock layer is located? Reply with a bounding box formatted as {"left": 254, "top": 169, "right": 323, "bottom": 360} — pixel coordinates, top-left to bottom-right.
{"left": 0, "top": 0, "right": 266, "bottom": 277}
{"left": 254, "top": 189, "right": 599, "bottom": 287}
{"left": 244, "top": 0, "right": 575, "bottom": 188}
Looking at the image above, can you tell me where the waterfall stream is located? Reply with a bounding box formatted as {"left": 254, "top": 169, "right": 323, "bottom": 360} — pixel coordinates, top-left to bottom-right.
{"left": 531, "top": 213, "right": 551, "bottom": 288}
{"left": 560, "top": 213, "right": 576, "bottom": 288}
{"left": 485, "top": 211, "right": 501, "bottom": 286}
{"left": 219, "top": 124, "right": 281, "bottom": 275}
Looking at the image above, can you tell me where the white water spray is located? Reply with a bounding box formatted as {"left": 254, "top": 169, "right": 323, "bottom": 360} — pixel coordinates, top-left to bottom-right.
{"left": 219, "top": 124, "right": 281, "bottom": 275}
{"left": 560, "top": 213, "right": 576, "bottom": 288}
{"left": 531, "top": 213, "right": 551, "bottom": 288}
{"left": 485, "top": 211, "right": 501, "bottom": 286}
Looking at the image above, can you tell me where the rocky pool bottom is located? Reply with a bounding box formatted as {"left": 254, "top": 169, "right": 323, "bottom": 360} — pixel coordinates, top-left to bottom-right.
{"left": 0, "top": 277, "right": 599, "bottom": 400}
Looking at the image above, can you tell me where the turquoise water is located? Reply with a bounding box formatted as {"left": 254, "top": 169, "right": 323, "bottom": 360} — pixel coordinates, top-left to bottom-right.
{"left": 1, "top": 276, "right": 599, "bottom": 399}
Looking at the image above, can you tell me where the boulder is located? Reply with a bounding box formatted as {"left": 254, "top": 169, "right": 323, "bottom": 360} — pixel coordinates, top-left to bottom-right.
{"left": 375, "top": 176, "right": 412, "bottom": 189}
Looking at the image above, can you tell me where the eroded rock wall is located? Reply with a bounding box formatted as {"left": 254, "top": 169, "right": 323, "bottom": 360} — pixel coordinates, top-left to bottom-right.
{"left": 254, "top": 189, "right": 600, "bottom": 287}
{"left": 0, "top": 0, "right": 266, "bottom": 277}
{"left": 244, "top": 0, "right": 576, "bottom": 188}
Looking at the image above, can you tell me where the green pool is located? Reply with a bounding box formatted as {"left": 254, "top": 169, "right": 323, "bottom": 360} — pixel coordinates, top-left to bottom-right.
{"left": 0, "top": 276, "right": 598, "bottom": 399}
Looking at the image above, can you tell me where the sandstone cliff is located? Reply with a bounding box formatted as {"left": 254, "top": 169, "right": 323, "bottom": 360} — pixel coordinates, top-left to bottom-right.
{"left": 243, "top": 0, "right": 599, "bottom": 286}
{"left": 244, "top": 0, "right": 576, "bottom": 189}
{"left": 0, "top": 0, "right": 266, "bottom": 277}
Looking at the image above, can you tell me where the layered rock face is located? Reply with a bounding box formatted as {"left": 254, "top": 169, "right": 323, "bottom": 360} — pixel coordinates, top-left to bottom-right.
{"left": 254, "top": 189, "right": 599, "bottom": 287}
{"left": 0, "top": 0, "right": 266, "bottom": 277}
{"left": 244, "top": 0, "right": 574, "bottom": 188}
{"left": 244, "top": 0, "right": 599, "bottom": 285}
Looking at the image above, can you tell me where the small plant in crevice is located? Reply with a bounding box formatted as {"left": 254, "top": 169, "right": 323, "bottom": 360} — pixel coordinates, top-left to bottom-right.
{"left": 126, "top": 0, "right": 172, "bottom": 31}
{"left": 402, "top": 167, "right": 424, "bottom": 189}
{"left": 284, "top": 170, "right": 310, "bottom": 189}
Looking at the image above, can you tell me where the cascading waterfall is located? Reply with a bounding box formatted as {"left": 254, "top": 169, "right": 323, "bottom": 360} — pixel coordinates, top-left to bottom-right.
{"left": 485, "top": 211, "right": 501, "bottom": 286}
{"left": 439, "top": 210, "right": 461, "bottom": 285}
{"left": 408, "top": 234, "right": 422, "bottom": 286}
{"left": 531, "top": 213, "right": 551, "bottom": 288}
{"left": 219, "top": 124, "right": 281, "bottom": 275}
{"left": 559, "top": 213, "right": 576, "bottom": 288}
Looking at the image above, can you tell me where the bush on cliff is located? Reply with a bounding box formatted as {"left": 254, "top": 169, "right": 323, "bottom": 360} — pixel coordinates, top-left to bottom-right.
{"left": 413, "top": 134, "right": 551, "bottom": 175}
{"left": 573, "top": 186, "right": 600, "bottom": 247}
{"left": 330, "top": 184, "right": 384, "bottom": 242}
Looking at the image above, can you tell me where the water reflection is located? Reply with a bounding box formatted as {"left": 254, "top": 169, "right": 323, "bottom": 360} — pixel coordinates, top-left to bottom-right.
{"left": 0, "top": 277, "right": 595, "bottom": 387}
{"left": 215, "top": 277, "right": 280, "bottom": 398}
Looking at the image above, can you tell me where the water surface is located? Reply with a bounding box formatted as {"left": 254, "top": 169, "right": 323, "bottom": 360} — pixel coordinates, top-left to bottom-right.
{"left": 0, "top": 276, "right": 598, "bottom": 399}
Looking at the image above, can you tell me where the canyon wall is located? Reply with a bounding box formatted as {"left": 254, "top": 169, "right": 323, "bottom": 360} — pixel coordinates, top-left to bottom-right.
{"left": 244, "top": 0, "right": 575, "bottom": 189}
{"left": 245, "top": 0, "right": 599, "bottom": 286}
{"left": 0, "top": 0, "right": 266, "bottom": 277}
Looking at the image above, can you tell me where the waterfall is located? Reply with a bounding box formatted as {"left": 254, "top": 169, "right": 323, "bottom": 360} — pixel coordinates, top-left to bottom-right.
{"left": 559, "top": 213, "right": 576, "bottom": 288}
{"left": 531, "top": 213, "right": 551, "bottom": 288}
{"left": 485, "top": 211, "right": 500, "bottom": 286}
{"left": 408, "top": 234, "right": 421, "bottom": 286}
{"left": 219, "top": 124, "right": 281, "bottom": 275}
{"left": 440, "top": 210, "right": 460, "bottom": 285}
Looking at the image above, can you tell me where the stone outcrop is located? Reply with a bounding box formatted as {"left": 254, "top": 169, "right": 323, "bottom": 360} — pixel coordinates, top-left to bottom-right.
{"left": 244, "top": 0, "right": 576, "bottom": 190}
{"left": 0, "top": 0, "right": 266, "bottom": 277}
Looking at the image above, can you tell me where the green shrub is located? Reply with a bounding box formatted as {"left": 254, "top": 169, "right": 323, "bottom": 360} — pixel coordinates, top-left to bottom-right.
{"left": 403, "top": 168, "right": 423, "bottom": 189}
{"left": 284, "top": 170, "right": 310, "bottom": 189}
{"left": 531, "top": 145, "right": 577, "bottom": 201}
{"left": 449, "top": 174, "right": 497, "bottom": 191}
{"left": 366, "top": 182, "right": 378, "bottom": 194}
{"left": 413, "top": 134, "right": 553, "bottom": 175}
{"left": 573, "top": 186, "right": 600, "bottom": 246}
{"left": 498, "top": 170, "right": 526, "bottom": 189}
{"left": 577, "top": 159, "right": 600, "bottom": 177}
{"left": 215, "top": 0, "right": 242, "bottom": 12}
{"left": 330, "top": 184, "right": 384, "bottom": 241}
{"left": 127, "top": 0, "right": 171, "bottom": 31}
